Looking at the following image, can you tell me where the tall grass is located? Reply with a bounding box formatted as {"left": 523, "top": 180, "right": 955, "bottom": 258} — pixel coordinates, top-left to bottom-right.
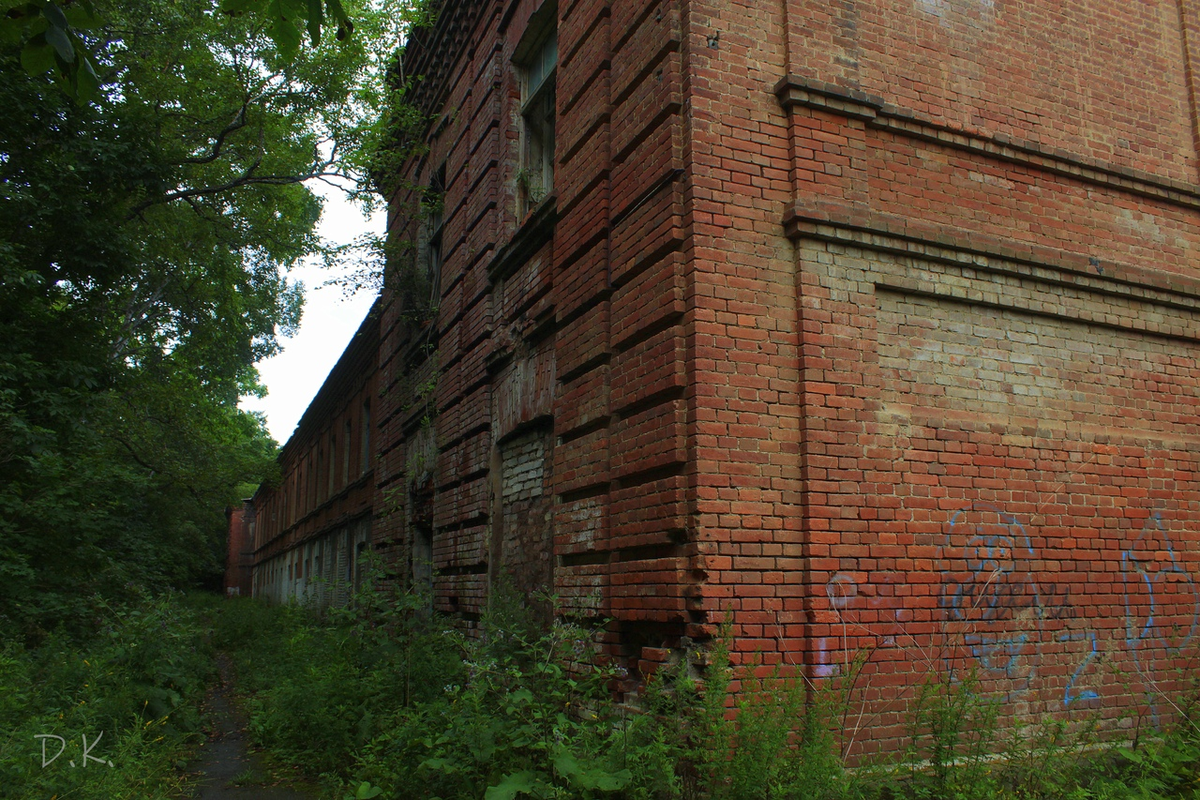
{"left": 0, "top": 591, "right": 214, "bottom": 799}
{"left": 217, "top": 579, "right": 1200, "bottom": 800}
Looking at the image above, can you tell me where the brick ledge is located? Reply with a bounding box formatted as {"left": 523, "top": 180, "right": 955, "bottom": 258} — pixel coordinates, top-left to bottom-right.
{"left": 783, "top": 202, "right": 1200, "bottom": 313}
{"left": 774, "top": 75, "right": 1200, "bottom": 211}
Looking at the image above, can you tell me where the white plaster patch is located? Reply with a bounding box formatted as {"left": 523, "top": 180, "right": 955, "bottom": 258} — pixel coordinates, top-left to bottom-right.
{"left": 916, "top": 0, "right": 995, "bottom": 26}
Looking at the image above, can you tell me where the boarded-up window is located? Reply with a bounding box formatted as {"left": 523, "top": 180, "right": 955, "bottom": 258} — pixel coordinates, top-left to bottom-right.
{"left": 498, "top": 428, "right": 553, "bottom": 598}
{"left": 361, "top": 401, "right": 371, "bottom": 475}
{"left": 411, "top": 476, "right": 435, "bottom": 596}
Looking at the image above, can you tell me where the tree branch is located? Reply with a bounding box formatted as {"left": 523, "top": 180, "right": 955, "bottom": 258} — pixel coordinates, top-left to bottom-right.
{"left": 178, "top": 104, "right": 250, "bottom": 165}
{"left": 128, "top": 154, "right": 344, "bottom": 218}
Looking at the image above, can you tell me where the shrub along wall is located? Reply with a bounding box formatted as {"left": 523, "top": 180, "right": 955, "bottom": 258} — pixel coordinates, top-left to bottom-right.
{"left": 218, "top": 579, "right": 1200, "bottom": 800}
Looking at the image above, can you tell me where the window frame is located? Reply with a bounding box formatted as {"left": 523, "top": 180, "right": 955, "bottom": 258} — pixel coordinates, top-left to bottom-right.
{"left": 343, "top": 419, "right": 352, "bottom": 486}
{"left": 515, "top": 9, "right": 557, "bottom": 216}
{"left": 328, "top": 432, "right": 336, "bottom": 497}
{"left": 360, "top": 400, "right": 371, "bottom": 476}
{"left": 423, "top": 163, "right": 446, "bottom": 307}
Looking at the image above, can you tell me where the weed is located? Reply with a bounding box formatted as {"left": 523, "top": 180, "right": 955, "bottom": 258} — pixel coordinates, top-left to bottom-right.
{"left": 0, "top": 590, "right": 213, "bottom": 799}
{"left": 215, "top": 578, "right": 1200, "bottom": 800}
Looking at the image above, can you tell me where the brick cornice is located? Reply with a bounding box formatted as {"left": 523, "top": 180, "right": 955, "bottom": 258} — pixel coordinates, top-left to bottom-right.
{"left": 774, "top": 75, "right": 1200, "bottom": 210}
{"left": 399, "top": 0, "right": 491, "bottom": 118}
{"left": 783, "top": 201, "right": 1200, "bottom": 313}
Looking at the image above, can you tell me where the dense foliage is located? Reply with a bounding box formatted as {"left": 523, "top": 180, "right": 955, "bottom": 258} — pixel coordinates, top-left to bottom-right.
{"left": 0, "top": 0, "right": 427, "bottom": 638}
{"left": 0, "top": 1, "right": 397, "bottom": 103}
{"left": 0, "top": 592, "right": 214, "bottom": 799}
{"left": 216, "top": 580, "right": 1200, "bottom": 800}
{"left": 215, "top": 582, "right": 686, "bottom": 799}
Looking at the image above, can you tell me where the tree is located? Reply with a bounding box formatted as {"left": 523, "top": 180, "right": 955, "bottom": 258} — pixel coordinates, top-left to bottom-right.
{"left": 0, "top": 0, "right": 426, "bottom": 638}
{"left": 0, "top": 0, "right": 411, "bottom": 102}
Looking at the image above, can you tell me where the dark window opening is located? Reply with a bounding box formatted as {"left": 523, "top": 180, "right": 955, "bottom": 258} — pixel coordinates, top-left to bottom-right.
{"left": 425, "top": 163, "right": 446, "bottom": 307}
{"left": 517, "top": 18, "right": 556, "bottom": 215}
{"left": 361, "top": 400, "right": 371, "bottom": 476}
{"left": 411, "top": 476, "right": 435, "bottom": 603}
{"left": 328, "top": 435, "right": 336, "bottom": 497}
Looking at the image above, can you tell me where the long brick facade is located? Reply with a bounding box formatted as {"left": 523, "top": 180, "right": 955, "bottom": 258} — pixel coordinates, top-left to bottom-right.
{"left": 240, "top": 303, "right": 379, "bottom": 606}
{"left": 233, "top": 0, "right": 1200, "bottom": 752}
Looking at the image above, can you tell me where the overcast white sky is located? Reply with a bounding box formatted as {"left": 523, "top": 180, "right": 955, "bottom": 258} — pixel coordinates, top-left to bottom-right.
{"left": 238, "top": 186, "right": 383, "bottom": 444}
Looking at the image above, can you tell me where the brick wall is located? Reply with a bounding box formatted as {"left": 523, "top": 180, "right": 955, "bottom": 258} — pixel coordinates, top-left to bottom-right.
{"left": 681, "top": 0, "right": 1200, "bottom": 753}
{"left": 375, "top": 0, "right": 697, "bottom": 644}
{"left": 223, "top": 502, "right": 253, "bottom": 597}
{"left": 242, "top": 302, "right": 379, "bottom": 606}
{"left": 240, "top": 0, "right": 1200, "bottom": 754}
{"left": 497, "top": 427, "right": 554, "bottom": 601}
{"left": 789, "top": 237, "right": 1200, "bottom": 751}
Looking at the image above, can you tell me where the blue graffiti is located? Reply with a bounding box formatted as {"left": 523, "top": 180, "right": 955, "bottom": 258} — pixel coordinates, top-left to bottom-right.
{"left": 944, "top": 504, "right": 1091, "bottom": 705}
{"left": 1122, "top": 513, "right": 1200, "bottom": 657}
{"left": 1058, "top": 630, "right": 1100, "bottom": 706}
{"left": 966, "top": 632, "right": 1029, "bottom": 678}
{"left": 944, "top": 504, "right": 1044, "bottom": 696}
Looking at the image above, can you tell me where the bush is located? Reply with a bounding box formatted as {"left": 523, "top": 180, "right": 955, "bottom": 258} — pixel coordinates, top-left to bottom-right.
{"left": 0, "top": 591, "right": 214, "bottom": 799}
{"left": 220, "top": 580, "right": 1200, "bottom": 800}
{"left": 216, "top": 573, "right": 467, "bottom": 782}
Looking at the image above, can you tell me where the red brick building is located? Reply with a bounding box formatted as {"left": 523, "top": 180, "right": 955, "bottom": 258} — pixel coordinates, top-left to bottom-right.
{"left": 240, "top": 302, "right": 379, "bottom": 606}
{"left": 224, "top": 501, "right": 254, "bottom": 597}
{"left": 235, "top": 0, "right": 1200, "bottom": 750}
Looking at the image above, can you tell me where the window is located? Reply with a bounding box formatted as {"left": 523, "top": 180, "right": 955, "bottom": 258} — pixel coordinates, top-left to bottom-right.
{"left": 317, "top": 444, "right": 325, "bottom": 502}
{"left": 289, "top": 469, "right": 297, "bottom": 522}
{"left": 328, "top": 434, "right": 336, "bottom": 497}
{"left": 343, "top": 419, "right": 352, "bottom": 485}
{"left": 410, "top": 475, "right": 435, "bottom": 611}
{"left": 354, "top": 541, "right": 368, "bottom": 592}
{"left": 517, "top": 15, "right": 556, "bottom": 213}
{"left": 306, "top": 452, "right": 314, "bottom": 512}
{"left": 361, "top": 400, "right": 371, "bottom": 476}
{"left": 424, "top": 163, "right": 446, "bottom": 306}
{"left": 412, "top": 474, "right": 436, "bottom": 594}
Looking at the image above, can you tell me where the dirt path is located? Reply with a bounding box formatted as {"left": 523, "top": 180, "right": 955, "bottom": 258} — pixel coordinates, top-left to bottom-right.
{"left": 183, "top": 655, "right": 319, "bottom": 800}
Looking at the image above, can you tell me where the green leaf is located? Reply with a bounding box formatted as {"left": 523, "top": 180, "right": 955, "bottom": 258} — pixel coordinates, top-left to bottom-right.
{"left": 63, "top": 5, "right": 102, "bottom": 28}
{"left": 40, "top": 1, "right": 68, "bottom": 30}
{"left": 590, "top": 769, "right": 633, "bottom": 791}
{"left": 220, "top": 0, "right": 267, "bottom": 14}
{"left": 0, "top": 17, "right": 25, "bottom": 45}
{"left": 553, "top": 748, "right": 581, "bottom": 779}
{"left": 44, "top": 21, "right": 72, "bottom": 62}
{"left": 484, "top": 771, "right": 539, "bottom": 800}
{"left": 419, "top": 757, "right": 456, "bottom": 773}
{"left": 279, "top": 0, "right": 307, "bottom": 18}
{"left": 305, "top": 0, "right": 322, "bottom": 43}
{"left": 0, "top": 2, "right": 39, "bottom": 26}
{"left": 74, "top": 53, "right": 99, "bottom": 104}
{"left": 267, "top": 16, "right": 301, "bottom": 59}
{"left": 354, "top": 782, "right": 383, "bottom": 799}
{"left": 20, "top": 37, "right": 56, "bottom": 75}
{"left": 325, "top": 0, "right": 352, "bottom": 39}
{"left": 1117, "top": 747, "right": 1143, "bottom": 764}
{"left": 324, "top": 0, "right": 348, "bottom": 25}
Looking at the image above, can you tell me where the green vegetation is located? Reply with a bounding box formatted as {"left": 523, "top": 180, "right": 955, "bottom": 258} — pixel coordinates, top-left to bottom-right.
{"left": 4, "top": 584, "right": 1198, "bottom": 800}
{"left": 213, "top": 579, "right": 1200, "bottom": 800}
{"left": 0, "top": 592, "right": 214, "bottom": 799}
{"left": 214, "top": 580, "right": 681, "bottom": 799}
{"left": 0, "top": 0, "right": 432, "bottom": 640}
{"left": 0, "top": 0, "right": 432, "bottom": 103}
